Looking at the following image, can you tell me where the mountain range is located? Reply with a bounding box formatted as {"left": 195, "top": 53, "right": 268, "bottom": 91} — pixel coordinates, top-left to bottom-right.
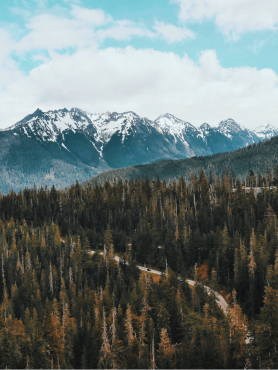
{"left": 0, "top": 107, "right": 277, "bottom": 193}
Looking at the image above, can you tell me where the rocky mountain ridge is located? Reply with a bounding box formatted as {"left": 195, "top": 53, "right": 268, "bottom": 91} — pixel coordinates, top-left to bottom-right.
{"left": 0, "top": 107, "right": 276, "bottom": 193}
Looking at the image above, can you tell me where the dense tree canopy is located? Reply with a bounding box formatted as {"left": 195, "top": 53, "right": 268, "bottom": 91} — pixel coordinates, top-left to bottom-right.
{"left": 0, "top": 168, "right": 278, "bottom": 368}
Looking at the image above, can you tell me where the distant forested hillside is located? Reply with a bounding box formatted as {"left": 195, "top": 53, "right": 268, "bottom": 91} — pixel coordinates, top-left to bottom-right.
{"left": 85, "top": 135, "right": 278, "bottom": 186}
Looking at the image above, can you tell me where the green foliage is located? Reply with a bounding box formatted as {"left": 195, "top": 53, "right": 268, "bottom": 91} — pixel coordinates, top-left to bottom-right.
{"left": 0, "top": 169, "right": 278, "bottom": 368}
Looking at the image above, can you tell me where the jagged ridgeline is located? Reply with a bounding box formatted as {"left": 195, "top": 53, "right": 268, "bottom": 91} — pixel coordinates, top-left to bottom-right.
{"left": 84, "top": 134, "right": 278, "bottom": 186}
{"left": 0, "top": 107, "right": 276, "bottom": 193}
{"left": 1, "top": 170, "right": 278, "bottom": 368}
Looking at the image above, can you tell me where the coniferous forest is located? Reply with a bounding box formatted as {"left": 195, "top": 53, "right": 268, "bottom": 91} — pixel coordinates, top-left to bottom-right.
{"left": 1, "top": 169, "right": 278, "bottom": 368}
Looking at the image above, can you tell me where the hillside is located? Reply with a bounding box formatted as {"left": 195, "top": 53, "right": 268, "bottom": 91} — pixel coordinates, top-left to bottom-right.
{"left": 0, "top": 107, "right": 274, "bottom": 193}
{"left": 1, "top": 170, "right": 278, "bottom": 368}
{"left": 84, "top": 135, "right": 278, "bottom": 185}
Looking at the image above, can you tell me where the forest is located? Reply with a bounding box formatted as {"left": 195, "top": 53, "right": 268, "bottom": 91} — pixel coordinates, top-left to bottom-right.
{"left": 88, "top": 133, "right": 278, "bottom": 187}
{"left": 1, "top": 168, "right": 278, "bottom": 368}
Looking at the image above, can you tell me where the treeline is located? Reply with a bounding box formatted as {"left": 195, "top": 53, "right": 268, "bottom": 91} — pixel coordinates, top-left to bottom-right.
{"left": 2, "top": 169, "right": 278, "bottom": 315}
{"left": 0, "top": 169, "right": 278, "bottom": 367}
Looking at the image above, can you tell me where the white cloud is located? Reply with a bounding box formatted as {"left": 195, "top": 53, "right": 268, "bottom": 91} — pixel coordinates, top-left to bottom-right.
{"left": 96, "top": 20, "right": 155, "bottom": 41}
{"left": 1, "top": 4, "right": 278, "bottom": 131}
{"left": 0, "top": 29, "right": 23, "bottom": 86}
{"left": 14, "top": 9, "right": 155, "bottom": 52}
{"left": 1, "top": 47, "right": 278, "bottom": 130}
{"left": 71, "top": 6, "right": 112, "bottom": 26}
{"left": 16, "top": 13, "right": 98, "bottom": 51}
{"left": 32, "top": 54, "right": 50, "bottom": 63}
{"left": 174, "top": 0, "right": 278, "bottom": 39}
{"left": 0, "top": 29, "right": 14, "bottom": 61}
{"left": 153, "top": 21, "right": 194, "bottom": 42}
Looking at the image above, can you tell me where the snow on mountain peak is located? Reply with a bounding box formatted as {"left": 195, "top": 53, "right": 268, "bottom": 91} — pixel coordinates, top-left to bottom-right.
{"left": 9, "top": 108, "right": 150, "bottom": 146}
{"left": 153, "top": 114, "right": 195, "bottom": 133}
{"left": 216, "top": 118, "right": 261, "bottom": 146}
{"left": 5, "top": 108, "right": 277, "bottom": 156}
{"left": 197, "top": 123, "right": 213, "bottom": 140}
{"left": 85, "top": 110, "right": 149, "bottom": 144}
{"left": 199, "top": 123, "right": 212, "bottom": 131}
{"left": 254, "top": 123, "right": 278, "bottom": 139}
{"left": 8, "top": 108, "right": 90, "bottom": 143}
{"left": 218, "top": 118, "right": 245, "bottom": 133}
{"left": 152, "top": 114, "right": 197, "bottom": 149}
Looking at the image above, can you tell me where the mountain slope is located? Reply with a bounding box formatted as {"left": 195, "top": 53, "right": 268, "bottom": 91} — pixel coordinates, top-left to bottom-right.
{"left": 254, "top": 124, "right": 278, "bottom": 140}
{"left": 216, "top": 118, "right": 260, "bottom": 147}
{"left": 84, "top": 135, "right": 278, "bottom": 186}
{"left": 0, "top": 107, "right": 276, "bottom": 193}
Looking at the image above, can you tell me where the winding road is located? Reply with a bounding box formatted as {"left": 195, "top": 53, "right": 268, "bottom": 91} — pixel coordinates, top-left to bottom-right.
{"left": 86, "top": 250, "right": 229, "bottom": 314}
{"left": 86, "top": 249, "right": 254, "bottom": 344}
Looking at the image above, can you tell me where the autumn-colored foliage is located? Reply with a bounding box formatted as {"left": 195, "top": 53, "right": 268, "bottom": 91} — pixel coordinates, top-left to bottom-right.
{"left": 0, "top": 170, "right": 277, "bottom": 367}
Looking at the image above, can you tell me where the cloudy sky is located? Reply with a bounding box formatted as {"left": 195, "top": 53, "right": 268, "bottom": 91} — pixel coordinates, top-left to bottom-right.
{"left": 0, "top": 0, "right": 278, "bottom": 129}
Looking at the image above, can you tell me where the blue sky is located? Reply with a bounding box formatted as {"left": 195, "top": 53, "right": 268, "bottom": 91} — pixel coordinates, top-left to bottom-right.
{"left": 0, "top": 0, "right": 278, "bottom": 129}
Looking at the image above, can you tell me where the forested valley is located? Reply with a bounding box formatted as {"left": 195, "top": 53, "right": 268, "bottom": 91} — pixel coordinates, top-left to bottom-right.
{"left": 1, "top": 168, "right": 278, "bottom": 368}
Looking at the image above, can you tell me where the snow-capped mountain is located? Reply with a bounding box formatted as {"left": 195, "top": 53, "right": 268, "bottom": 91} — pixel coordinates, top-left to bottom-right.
{"left": 198, "top": 123, "right": 236, "bottom": 154}
{"left": 0, "top": 108, "right": 277, "bottom": 193}
{"left": 152, "top": 115, "right": 240, "bottom": 156}
{"left": 253, "top": 124, "right": 278, "bottom": 140}
{"left": 152, "top": 113, "right": 197, "bottom": 157}
{"left": 216, "top": 118, "right": 260, "bottom": 147}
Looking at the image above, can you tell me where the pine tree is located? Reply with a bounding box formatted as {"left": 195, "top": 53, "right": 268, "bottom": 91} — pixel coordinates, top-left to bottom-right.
{"left": 158, "top": 328, "right": 175, "bottom": 368}
{"left": 98, "top": 308, "right": 112, "bottom": 369}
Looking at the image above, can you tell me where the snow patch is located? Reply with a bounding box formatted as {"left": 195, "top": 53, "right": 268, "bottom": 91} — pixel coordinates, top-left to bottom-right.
{"left": 254, "top": 123, "right": 278, "bottom": 140}
{"left": 61, "top": 143, "right": 70, "bottom": 151}
{"left": 153, "top": 113, "right": 197, "bottom": 146}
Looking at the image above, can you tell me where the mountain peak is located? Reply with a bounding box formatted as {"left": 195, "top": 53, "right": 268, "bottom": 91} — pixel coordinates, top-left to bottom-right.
{"left": 217, "top": 118, "right": 246, "bottom": 134}
{"left": 219, "top": 118, "right": 240, "bottom": 127}
{"left": 163, "top": 113, "right": 176, "bottom": 119}
{"left": 216, "top": 118, "right": 260, "bottom": 146}
{"left": 156, "top": 113, "right": 181, "bottom": 121}
{"left": 255, "top": 123, "right": 275, "bottom": 130}
{"left": 13, "top": 108, "right": 43, "bottom": 128}
{"left": 34, "top": 108, "right": 43, "bottom": 115}
{"left": 254, "top": 123, "right": 278, "bottom": 139}
{"left": 154, "top": 113, "right": 192, "bottom": 125}
{"left": 199, "top": 123, "right": 212, "bottom": 130}
{"left": 119, "top": 111, "right": 140, "bottom": 119}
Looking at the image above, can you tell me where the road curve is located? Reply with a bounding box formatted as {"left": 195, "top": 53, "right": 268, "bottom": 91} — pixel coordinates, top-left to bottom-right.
{"left": 63, "top": 243, "right": 229, "bottom": 314}
{"left": 86, "top": 250, "right": 229, "bottom": 314}
{"left": 87, "top": 250, "right": 253, "bottom": 343}
{"left": 56, "top": 239, "right": 245, "bottom": 349}
{"left": 134, "top": 268, "right": 228, "bottom": 313}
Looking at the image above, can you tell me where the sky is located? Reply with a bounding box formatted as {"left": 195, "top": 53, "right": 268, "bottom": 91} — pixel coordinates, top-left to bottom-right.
{"left": 0, "top": 0, "right": 278, "bottom": 129}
